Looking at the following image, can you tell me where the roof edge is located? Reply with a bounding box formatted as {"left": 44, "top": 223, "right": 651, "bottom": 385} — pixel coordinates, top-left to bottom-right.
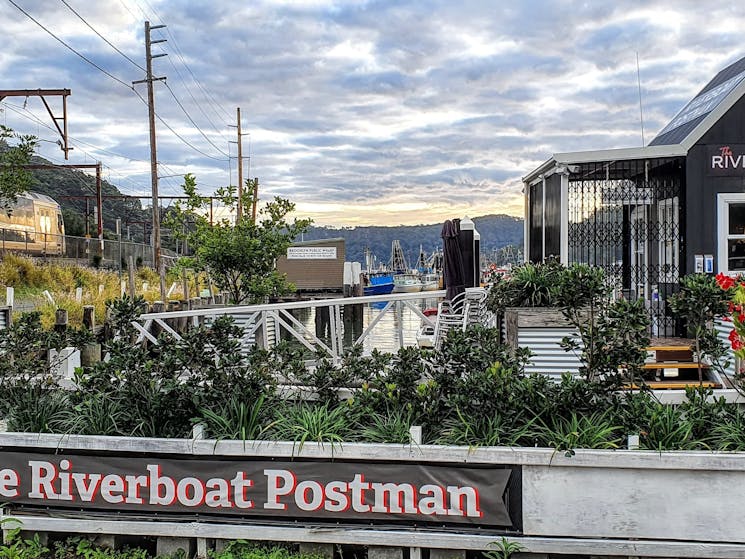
{"left": 523, "top": 144, "right": 687, "bottom": 184}
{"left": 680, "top": 75, "right": 745, "bottom": 151}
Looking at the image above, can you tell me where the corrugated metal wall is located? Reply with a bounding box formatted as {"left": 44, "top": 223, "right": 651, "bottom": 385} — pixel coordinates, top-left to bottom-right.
{"left": 518, "top": 327, "right": 584, "bottom": 376}
{"left": 229, "top": 312, "right": 278, "bottom": 352}
{"left": 715, "top": 318, "right": 737, "bottom": 379}
{"left": 0, "top": 307, "right": 9, "bottom": 330}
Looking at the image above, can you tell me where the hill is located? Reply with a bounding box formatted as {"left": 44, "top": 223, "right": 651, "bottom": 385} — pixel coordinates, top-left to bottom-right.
{"left": 302, "top": 215, "right": 524, "bottom": 266}
{"left": 9, "top": 148, "right": 524, "bottom": 261}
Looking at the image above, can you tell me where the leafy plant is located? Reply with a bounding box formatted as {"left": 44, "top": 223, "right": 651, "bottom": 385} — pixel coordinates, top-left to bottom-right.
{"left": 669, "top": 274, "right": 730, "bottom": 384}
{"left": 553, "top": 264, "right": 650, "bottom": 382}
{"left": 484, "top": 537, "right": 526, "bottom": 559}
{"left": 640, "top": 404, "right": 696, "bottom": 451}
{"left": 164, "top": 174, "right": 312, "bottom": 304}
{"left": 711, "top": 407, "right": 745, "bottom": 450}
{"left": 0, "top": 127, "right": 37, "bottom": 211}
{"left": 200, "top": 394, "right": 274, "bottom": 440}
{"left": 357, "top": 407, "right": 414, "bottom": 444}
{"left": 437, "top": 408, "right": 533, "bottom": 447}
{"left": 534, "top": 411, "right": 623, "bottom": 456}
{"left": 486, "top": 259, "right": 564, "bottom": 314}
{"left": 273, "top": 403, "right": 354, "bottom": 450}
{"left": 0, "top": 530, "right": 47, "bottom": 559}
{"left": 210, "top": 541, "right": 325, "bottom": 559}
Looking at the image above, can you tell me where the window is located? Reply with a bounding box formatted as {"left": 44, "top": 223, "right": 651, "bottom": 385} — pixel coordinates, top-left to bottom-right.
{"left": 658, "top": 197, "right": 679, "bottom": 282}
{"left": 717, "top": 193, "right": 745, "bottom": 274}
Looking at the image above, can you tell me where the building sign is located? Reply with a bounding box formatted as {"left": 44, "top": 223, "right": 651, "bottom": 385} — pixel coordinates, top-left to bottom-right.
{"left": 287, "top": 247, "right": 337, "bottom": 260}
{"left": 708, "top": 145, "right": 745, "bottom": 176}
{"left": 658, "top": 69, "right": 745, "bottom": 138}
{"left": 0, "top": 452, "right": 519, "bottom": 529}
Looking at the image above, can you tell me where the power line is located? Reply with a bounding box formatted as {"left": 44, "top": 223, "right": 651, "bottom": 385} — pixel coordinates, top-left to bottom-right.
{"left": 2, "top": 101, "right": 147, "bottom": 164}
{"left": 130, "top": 87, "right": 229, "bottom": 161}
{"left": 162, "top": 81, "right": 230, "bottom": 157}
{"left": 6, "top": 101, "right": 168, "bottom": 198}
{"left": 6, "top": 0, "right": 135, "bottom": 91}
{"left": 134, "top": 0, "right": 233, "bottom": 123}
{"left": 58, "top": 0, "right": 146, "bottom": 72}
{"left": 165, "top": 54, "right": 226, "bottom": 135}
{"left": 165, "top": 30, "right": 233, "bottom": 124}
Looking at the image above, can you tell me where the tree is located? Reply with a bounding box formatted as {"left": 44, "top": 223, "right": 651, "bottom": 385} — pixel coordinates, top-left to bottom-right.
{"left": 0, "top": 126, "right": 37, "bottom": 210}
{"left": 165, "top": 174, "right": 312, "bottom": 304}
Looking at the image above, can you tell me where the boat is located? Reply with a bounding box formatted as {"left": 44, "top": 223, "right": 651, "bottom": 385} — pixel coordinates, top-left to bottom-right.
{"left": 393, "top": 273, "right": 423, "bottom": 293}
{"left": 363, "top": 273, "right": 394, "bottom": 295}
{"left": 420, "top": 273, "right": 441, "bottom": 291}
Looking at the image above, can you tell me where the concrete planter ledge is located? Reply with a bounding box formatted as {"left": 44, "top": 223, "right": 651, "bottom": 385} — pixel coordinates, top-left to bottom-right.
{"left": 2, "top": 432, "right": 745, "bottom": 470}
{"left": 2, "top": 433, "right": 745, "bottom": 556}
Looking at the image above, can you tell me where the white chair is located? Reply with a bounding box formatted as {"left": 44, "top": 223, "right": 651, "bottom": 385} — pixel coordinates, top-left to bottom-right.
{"left": 433, "top": 299, "right": 470, "bottom": 349}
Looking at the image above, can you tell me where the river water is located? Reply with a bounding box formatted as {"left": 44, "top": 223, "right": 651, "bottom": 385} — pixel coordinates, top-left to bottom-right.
{"left": 283, "top": 296, "right": 442, "bottom": 355}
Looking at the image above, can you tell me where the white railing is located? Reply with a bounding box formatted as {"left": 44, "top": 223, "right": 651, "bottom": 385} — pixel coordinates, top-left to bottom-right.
{"left": 132, "top": 290, "right": 446, "bottom": 361}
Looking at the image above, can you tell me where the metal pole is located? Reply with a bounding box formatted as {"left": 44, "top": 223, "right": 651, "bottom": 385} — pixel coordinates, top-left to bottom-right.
{"left": 96, "top": 162, "right": 103, "bottom": 257}
{"left": 116, "top": 218, "right": 122, "bottom": 282}
{"left": 252, "top": 177, "right": 259, "bottom": 222}
{"left": 237, "top": 107, "right": 243, "bottom": 221}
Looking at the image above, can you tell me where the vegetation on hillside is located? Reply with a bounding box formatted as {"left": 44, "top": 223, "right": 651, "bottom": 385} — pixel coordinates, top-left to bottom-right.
{"left": 303, "top": 214, "right": 523, "bottom": 266}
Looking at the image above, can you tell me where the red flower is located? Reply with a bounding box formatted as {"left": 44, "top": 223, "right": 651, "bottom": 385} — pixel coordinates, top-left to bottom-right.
{"left": 717, "top": 273, "right": 736, "bottom": 290}
{"left": 733, "top": 338, "right": 744, "bottom": 351}
{"left": 730, "top": 329, "right": 739, "bottom": 342}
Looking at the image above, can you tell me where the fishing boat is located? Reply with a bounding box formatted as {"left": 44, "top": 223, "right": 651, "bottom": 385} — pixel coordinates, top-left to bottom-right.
{"left": 363, "top": 273, "right": 395, "bottom": 295}
{"left": 420, "top": 273, "right": 441, "bottom": 291}
{"left": 393, "top": 273, "right": 423, "bottom": 293}
{"left": 362, "top": 247, "right": 394, "bottom": 295}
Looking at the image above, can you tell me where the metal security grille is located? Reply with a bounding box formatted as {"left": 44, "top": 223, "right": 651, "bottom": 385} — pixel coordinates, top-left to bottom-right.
{"left": 567, "top": 157, "right": 685, "bottom": 336}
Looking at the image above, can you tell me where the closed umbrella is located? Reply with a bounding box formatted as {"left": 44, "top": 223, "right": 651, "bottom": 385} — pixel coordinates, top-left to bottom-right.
{"left": 441, "top": 219, "right": 465, "bottom": 302}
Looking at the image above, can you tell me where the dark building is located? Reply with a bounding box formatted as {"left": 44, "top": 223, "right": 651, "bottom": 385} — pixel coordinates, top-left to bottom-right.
{"left": 523, "top": 55, "right": 745, "bottom": 334}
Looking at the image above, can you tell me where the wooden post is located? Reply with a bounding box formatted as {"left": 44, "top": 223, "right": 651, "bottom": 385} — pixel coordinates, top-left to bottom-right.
{"left": 82, "top": 306, "right": 95, "bottom": 330}
{"left": 54, "top": 309, "right": 68, "bottom": 334}
{"left": 206, "top": 274, "right": 215, "bottom": 304}
{"left": 151, "top": 301, "right": 165, "bottom": 339}
{"left": 128, "top": 256, "right": 136, "bottom": 298}
{"left": 181, "top": 269, "right": 189, "bottom": 300}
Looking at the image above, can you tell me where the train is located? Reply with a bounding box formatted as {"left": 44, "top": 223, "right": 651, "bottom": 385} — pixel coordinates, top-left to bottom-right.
{"left": 0, "top": 192, "right": 65, "bottom": 256}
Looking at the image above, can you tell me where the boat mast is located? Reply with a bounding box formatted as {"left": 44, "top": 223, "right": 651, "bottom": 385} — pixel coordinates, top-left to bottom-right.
{"left": 390, "top": 240, "right": 408, "bottom": 273}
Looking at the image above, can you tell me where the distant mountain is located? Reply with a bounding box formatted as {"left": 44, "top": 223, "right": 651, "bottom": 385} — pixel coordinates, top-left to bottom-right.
{"left": 301, "top": 215, "right": 524, "bottom": 266}
{"left": 10, "top": 148, "right": 524, "bottom": 259}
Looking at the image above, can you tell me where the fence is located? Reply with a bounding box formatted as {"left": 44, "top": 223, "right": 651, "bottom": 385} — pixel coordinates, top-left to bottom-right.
{"left": 131, "top": 291, "right": 445, "bottom": 362}
{"left": 0, "top": 230, "right": 177, "bottom": 269}
{"left": 1, "top": 432, "right": 745, "bottom": 557}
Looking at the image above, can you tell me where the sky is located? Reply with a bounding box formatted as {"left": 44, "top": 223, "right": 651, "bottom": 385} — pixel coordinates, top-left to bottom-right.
{"left": 1, "top": 0, "right": 744, "bottom": 227}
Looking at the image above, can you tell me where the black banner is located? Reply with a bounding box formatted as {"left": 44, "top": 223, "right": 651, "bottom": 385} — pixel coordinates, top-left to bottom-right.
{"left": 0, "top": 452, "right": 517, "bottom": 528}
{"left": 707, "top": 144, "right": 745, "bottom": 176}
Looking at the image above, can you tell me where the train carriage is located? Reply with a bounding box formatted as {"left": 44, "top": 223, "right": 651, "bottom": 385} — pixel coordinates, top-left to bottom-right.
{"left": 0, "top": 192, "right": 65, "bottom": 256}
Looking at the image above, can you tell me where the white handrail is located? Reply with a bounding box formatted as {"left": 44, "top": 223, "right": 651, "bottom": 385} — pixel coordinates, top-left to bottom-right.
{"left": 131, "top": 290, "right": 448, "bottom": 360}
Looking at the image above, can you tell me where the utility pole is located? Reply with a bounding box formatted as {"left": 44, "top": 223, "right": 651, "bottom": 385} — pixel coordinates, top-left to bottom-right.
{"left": 95, "top": 162, "right": 102, "bottom": 254}
{"left": 236, "top": 107, "right": 243, "bottom": 221}
{"left": 133, "top": 21, "right": 167, "bottom": 301}
{"left": 252, "top": 177, "right": 259, "bottom": 222}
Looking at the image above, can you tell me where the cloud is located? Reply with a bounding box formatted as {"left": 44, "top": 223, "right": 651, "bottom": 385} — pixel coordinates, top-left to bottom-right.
{"left": 1, "top": 0, "right": 744, "bottom": 226}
